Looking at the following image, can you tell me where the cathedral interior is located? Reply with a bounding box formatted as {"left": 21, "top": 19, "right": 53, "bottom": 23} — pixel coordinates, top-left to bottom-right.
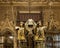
{"left": 0, "top": 0, "right": 60, "bottom": 48}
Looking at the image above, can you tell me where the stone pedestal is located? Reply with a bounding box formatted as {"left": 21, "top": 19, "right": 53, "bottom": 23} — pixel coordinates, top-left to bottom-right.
{"left": 19, "top": 40, "right": 27, "bottom": 48}
{"left": 34, "top": 40, "right": 45, "bottom": 48}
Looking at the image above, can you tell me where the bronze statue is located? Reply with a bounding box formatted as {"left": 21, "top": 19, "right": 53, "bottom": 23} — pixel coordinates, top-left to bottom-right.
{"left": 35, "top": 20, "right": 46, "bottom": 41}
{"left": 18, "top": 22, "right": 26, "bottom": 40}
{"left": 25, "top": 19, "right": 36, "bottom": 48}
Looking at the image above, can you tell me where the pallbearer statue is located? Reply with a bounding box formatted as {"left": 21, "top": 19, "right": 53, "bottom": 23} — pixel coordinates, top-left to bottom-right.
{"left": 18, "top": 22, "right": 26, "bottom": 48}
{"left": 34, "top": 20, "right": 46, "bottom": 48}
{"left": 25, "top": 19, "right": 37, "bottom": 48}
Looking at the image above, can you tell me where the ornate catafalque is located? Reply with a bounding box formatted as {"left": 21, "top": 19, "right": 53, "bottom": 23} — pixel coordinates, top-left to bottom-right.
{"left": 18, "top": 19, "right": 46, "bottom": 48}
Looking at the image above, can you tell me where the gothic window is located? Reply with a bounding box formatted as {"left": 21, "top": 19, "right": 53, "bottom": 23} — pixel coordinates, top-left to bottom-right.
{"left": 53, "top": 35, "right": 60, "bottom": 48}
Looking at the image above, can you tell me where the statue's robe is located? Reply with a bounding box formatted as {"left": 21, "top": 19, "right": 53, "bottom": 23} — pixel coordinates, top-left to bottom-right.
{"left": 27, "top": 34, "right": 34, "bottom": 48}
{"left": 25, "top": 30, "right": 34, "bottom": 48}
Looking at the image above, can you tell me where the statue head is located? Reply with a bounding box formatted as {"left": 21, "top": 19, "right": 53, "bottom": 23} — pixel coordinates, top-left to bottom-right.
{"left": 25, "top": 19, "right": 36, "bottom": 31}
{"left": 37, "top": 20, "right": 42, "bottom": 27}
{"left": 20, "top": 22, "right": 24, "bottom": 27}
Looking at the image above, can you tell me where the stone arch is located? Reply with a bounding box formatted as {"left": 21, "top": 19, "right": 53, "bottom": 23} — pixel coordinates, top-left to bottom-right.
{"left": 1, "top": 28, "right": 14, "bottom": 36}
{"left": 0, "top": 28, "right": 16, "bottom": 48}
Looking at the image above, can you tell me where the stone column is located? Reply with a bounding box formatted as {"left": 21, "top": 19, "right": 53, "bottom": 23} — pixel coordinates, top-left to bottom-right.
{"left": 35, "top": 41, "right": 45, "bottom": 48}
{"left": 20, "top": 40, "right": 27, "bottom": 48}
{"left": 2, "top": 36, "right": 4, "bottom": 48}
{"left": 14, "top": 31, "right": 17, "bottom": 48}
